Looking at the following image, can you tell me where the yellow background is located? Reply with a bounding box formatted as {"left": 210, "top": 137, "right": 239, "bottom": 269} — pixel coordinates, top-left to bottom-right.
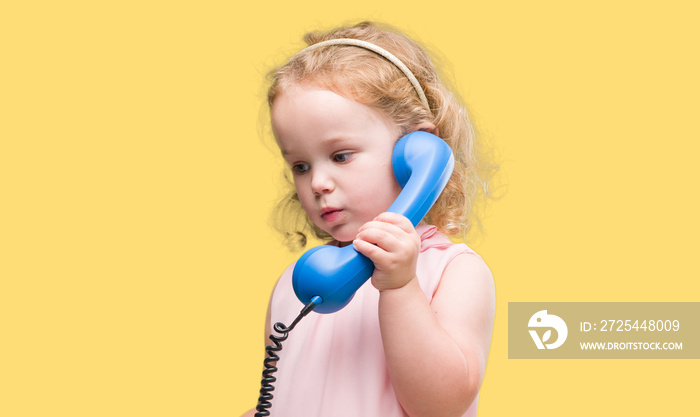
{"left": 2, "top": 1, "right": 698, "bottom": 416}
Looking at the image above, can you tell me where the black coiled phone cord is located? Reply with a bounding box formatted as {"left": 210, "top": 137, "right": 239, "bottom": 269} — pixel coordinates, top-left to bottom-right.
{"left": 254, "top": 298, "right": 320, "bottom": 417}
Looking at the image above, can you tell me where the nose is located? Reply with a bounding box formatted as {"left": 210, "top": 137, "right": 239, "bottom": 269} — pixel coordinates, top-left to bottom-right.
{"left": 310, "top": 167, "right": 335, "bottom": 195}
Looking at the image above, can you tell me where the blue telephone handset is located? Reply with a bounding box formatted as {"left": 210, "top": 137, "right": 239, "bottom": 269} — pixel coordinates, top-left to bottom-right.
{"left": 292, "top": 131, "right": 455, "bottom": 314}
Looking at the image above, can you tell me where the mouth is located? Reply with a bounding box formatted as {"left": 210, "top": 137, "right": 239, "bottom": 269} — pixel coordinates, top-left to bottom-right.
{"left": 320, "top": 207, "right": 344, "bottom": 223}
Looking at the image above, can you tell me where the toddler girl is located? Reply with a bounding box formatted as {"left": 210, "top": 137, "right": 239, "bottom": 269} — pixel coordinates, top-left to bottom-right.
{"left": 244, "top": 21, "right": 496, "bottom": 417}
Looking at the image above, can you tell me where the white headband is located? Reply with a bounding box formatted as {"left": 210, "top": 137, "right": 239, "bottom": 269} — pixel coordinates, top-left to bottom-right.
{"left": 295, "top": 38, "right": 431, "bottom": 113}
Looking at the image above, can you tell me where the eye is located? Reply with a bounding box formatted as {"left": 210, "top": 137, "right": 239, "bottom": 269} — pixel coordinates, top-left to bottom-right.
{"left": 292, "top": 163, "right": 310, "bottom": 174}
{"left": 332, "top": 152, "right": 353, "bottom": 163}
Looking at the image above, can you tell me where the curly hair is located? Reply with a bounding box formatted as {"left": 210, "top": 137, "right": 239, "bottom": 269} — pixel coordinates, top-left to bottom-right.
{"left": 266, "top": 21, "right": 498, "bottom": 250}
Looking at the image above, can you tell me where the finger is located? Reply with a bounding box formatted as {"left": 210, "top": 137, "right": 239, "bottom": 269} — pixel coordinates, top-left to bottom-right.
{"left": 357, "top": 219, "right": 404, "bottom": 236}
{"left": 373, "top": 212, "right": 415, "bottom": 234}
{"left": 352, "top": 238, "right": 389, "bottom": 262}
{"left": 355, "top": 227, "right": 402, "bottom": 252}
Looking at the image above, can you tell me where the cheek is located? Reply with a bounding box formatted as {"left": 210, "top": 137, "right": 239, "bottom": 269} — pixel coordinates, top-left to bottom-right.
{"left": 363, "top": 170, "right": 402, "bottom": 206}
{"left": 292, "top": 180, "right": 313, "bottom": 210}
{"left": 298, "top": 193, "right": 313, "bottom": 210}
{"left": 385, "top": 181, "right": 403, "bottom": 205}
{"left": 381, "top": 161, "right": 401, "bottom": 194}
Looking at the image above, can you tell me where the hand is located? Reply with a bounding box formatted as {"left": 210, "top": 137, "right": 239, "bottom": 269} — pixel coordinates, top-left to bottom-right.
{"left": 352, "top": 212, "right": 421, "bottom": 291}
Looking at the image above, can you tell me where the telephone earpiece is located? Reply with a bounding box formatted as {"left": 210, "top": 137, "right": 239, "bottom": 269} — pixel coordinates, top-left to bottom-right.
{"left": 292, "top": 131, "right": 455, "bottom": 314}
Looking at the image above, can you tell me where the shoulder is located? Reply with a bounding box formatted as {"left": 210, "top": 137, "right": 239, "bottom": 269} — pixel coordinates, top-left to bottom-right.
{"left": 440, "top": 252, "right": 495, "bottom": 310}
{"left": 415, "top": 224, "right": 477, "bottom": 256}
{"left": 443, "top": 250, "right": 492, "bottom": 283}
{"left": 416, "top": 225, "right": 483, "bottom": 276}
{"left": 269, "top": 261, "right": 304, "bottom": 325}
{"left": 274, "top": 262, "right": 297, "bottom": 289}
{"left": 434, "top": 249, "right": 495, "bottom": 319}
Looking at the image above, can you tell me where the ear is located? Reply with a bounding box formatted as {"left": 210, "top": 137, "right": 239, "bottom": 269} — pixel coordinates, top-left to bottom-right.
{"left": 413, "top": 122, "right": 439, "bottom": 137}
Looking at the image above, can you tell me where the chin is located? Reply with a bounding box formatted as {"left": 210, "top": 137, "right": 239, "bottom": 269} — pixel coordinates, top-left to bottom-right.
{"left": 330, "top": 235, "right": 354, "bottom": 246}
{"left": 327, "top": 228, "right": 356, "bottom": 246}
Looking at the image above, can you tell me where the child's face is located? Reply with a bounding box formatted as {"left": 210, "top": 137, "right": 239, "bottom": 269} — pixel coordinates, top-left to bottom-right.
{"left": 271, "top": 85, "right": 403, "bottom": 243}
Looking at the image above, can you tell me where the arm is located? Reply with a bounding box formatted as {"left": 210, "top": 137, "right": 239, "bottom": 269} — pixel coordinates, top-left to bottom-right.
{"left": 380, "top": 253, "right": 494, "bottom": 417}
{"left": 354, "top": 213, "right": 495, "bottom": 417}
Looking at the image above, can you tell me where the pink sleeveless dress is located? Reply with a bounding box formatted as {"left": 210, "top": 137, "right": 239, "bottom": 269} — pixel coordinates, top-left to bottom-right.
{"left": 268, "top": 224, "right": 481, "bottom": 417}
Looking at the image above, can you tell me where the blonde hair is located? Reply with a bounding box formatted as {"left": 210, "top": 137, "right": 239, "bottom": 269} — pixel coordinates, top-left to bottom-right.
{"left": 267, "top": 21, "right": 498, "bottom": 250}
